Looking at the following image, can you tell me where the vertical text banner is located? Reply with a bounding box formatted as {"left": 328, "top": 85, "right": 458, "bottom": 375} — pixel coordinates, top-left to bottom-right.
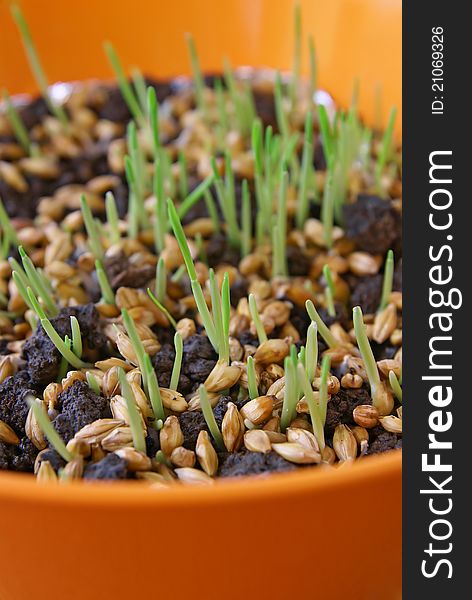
{"left": 403, "top": 2, "right": 467, "bottom": 598}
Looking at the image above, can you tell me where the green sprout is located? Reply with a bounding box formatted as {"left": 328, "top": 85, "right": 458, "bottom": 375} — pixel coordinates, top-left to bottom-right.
{"left": 118, "top": 367, "right": 146, "bottom": 454}
{"left": 125, "top": 158, "right": 139, "bottom": 240}
{"left": 0, "top": 198, "right": 19, "bottom": 259}
{"left": 195, "top": 232, "right": 207, "bottom": 264}
{"left": 246, "top": 355, "right": 258, "bottom": 400}
{"left": 198, "top": 384, "right": 224, "bottom": 450}
{"left": 86, "top": 371, "right": 101, "bottom": 395}
{"left": 177, "top": 173, "right": 215, "bottom": 219}
{"left": 121, "top": 308, "right": 148, "bottom": 389}
{"left": 70, "top": 316, "right": 82, "bottom": 359}
{"left": 11, "top": 4, "right": 69, "bottom": 128}
{"left": 168, "top": 199, "right": 201, "bottom": 282}
{"left": 143, "top": 354, "right": 165, "bottom": 424}
{"left": 0, "top": 290, "right": 9, "bottom": 309}
{"left": 375, "top": 107, "right": 397, "bottom": 195}
{"left": 10, "top": 266, "right": 35, "bottom": 312}
{"left": 95, "top": 260, "right": 115, "bottom": 305}
{"left": 147, "top": 288, "right": 177, "bottom": 329}
{"left": 211, "top": 156, "right": 240, "bottom": 249}
{"left": 318, "top": 354, "right": 331, "bottom": 425}
{"left": 147, "top": 86, "right": 160, "bottom": 158}
{"left": 297, "top": 357, "right": 329, "bottom": 451}
{"left": 241, "top": 179, "right": 252, "bottom": 257}
{"left": 27, "top": 288, "right": 90, "bottom": 369}
{"left": 274, "top": 72, "right": 289, "bottom": 144}
{"left": 155, "top": 256, "right": 167, "bottom": 304}
{"left": 379, "top": 250, "right": 394, "bottom": 312}
{"left": 223, "top": 58, "right": 255, "bottom": 136}
{"left": 317, "top": 104, "right": 335, "bottom": 170}
{"left": 80, "top": 195, "right": 103, "bottom": 261}
{"left": 290, "top": 2, "right": 302, "bottom": 108}
{"left": 167, "top": 199, "right": 218, "bottom": 350}
{"left": 331, "top": 107, "right": 363, "bottom": 224}
{"left": 105, "top": 191, "right": 120, "bottom": 246}
{"left": 272, "top": 168, "right": 289, "bottom": 277}
{"left": 323, "top": 265, "right": 336, "bottom": 317}
{"left": 296, "top": 110, "right": 316, "bottom": 229}
{"left": 151, "top": 158, "right": 166, "bottom": 253}
{"left": 305, "top": 321, "right": 318, "bottom": 383}
{"left": 280, "top": 355, "right": 298, "bottom": 432}
{"left": 125, "top": 122, "right": 147, "bottom": 236}
{"left": 353, "top": 306, "right": 391, "bottom": 414}
{"left": 214, "top": 78, "right": 229, "bottom": 145}
{"left": 248, "top": 293, "right": 268, "bottom": 344}
{"left": 178, "top": 151, "right": 189, "bottom": 199}
{"left": 290, "top": 344, "right": 299, "bottom": 371}
{"left": 208, "top": 269, "right": 231, "bottom": 362}
{"left": 104, "top": 41, "right": 144, "bottom": 124}
{"left": 185, "top": 33, "right": 207, "bottom": 120}
{"left": 26, "top": 395, "right": 73, "bottom": 462}
{"left": 251, "top": 119, "right": 266, "bottom": 244}
{"left": 2, "top": 89, "right": 39, "bottom": 156}
{"left": 57, "top": 335, "right": 71, "bottom": 382}
{"left": 12, "top": 246, "right": 58, "bottom": 316}
{"left": 308, "top": 35, "right": 317, "bottom": 103}
{"left": 298, "top": 346, "right": 306, "bottom": 366}
{"left": 170, "top": 332, "right": 183, "bottom": 391}
{"left": 204, "top": 189, "right": 220, "bottom": 235}
{"left": 389, "top": 370, "right": 403, "bottom": 403}
{"left": 305, "top": 299, "right": 338, "bottom": 348}
{"left": 171, "top": 264, "right": 186, "bottom": 283}
{"left": 321, "top": 168, "right": 335, "bottom": 248}
{"left": 131, "top": 68, "right": 148, "bottom": 116}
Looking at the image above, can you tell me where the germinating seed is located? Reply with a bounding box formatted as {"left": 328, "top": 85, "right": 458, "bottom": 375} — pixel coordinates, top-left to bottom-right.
{"left": 0, "top": 4, "right": 402, "bottom": 485}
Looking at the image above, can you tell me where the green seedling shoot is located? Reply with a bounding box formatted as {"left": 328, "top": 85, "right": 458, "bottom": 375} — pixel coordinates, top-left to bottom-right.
{"left": 118, "top": 367, "right": 146, "bottom": 454}
{"left": 11, "top": 4, "right": 69, "bottom": 128}
{"left": 198, "top": 385, "right": 224, "bottom": 450}
{"left": 248, "top": 293, "right": 268, "bottom": 344}
{"left": 95, "top": 260, "right": 115, "bottom": 305}
{"left": 305, "top": 299, "right": 338, "bottom": 348}
{"left": 379, "top": 250, "right": 394, "bottom": 312}
{"left": 323, "top": 264, "right": 336, "bottom": 317}
{"left": 353, "top": 306, "right": 393, "bottom": 415}
{"left": 170, "top": 332, "right": 183, "bottom": 391}
{"left": 26, "top": 395, "right": 73, "bottom": 462}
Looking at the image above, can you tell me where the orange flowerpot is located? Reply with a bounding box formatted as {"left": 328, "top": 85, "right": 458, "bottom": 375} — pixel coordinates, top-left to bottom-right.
{"left": 0, "top": 1, "right": 402, "bottom": 599}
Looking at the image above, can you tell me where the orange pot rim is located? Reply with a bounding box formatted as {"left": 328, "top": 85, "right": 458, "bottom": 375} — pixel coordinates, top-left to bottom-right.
{"left": 0, "top": 450, "right": 401, "bottom": 508}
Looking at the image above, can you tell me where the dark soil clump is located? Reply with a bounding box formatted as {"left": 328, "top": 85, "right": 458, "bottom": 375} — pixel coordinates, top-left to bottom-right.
{"left": 53, "top": 380, "right": 111, "bottom": 443}
{"left": 368, "top": 425, "right": 402, "bottom": 454}
{"left": 344, "top": 195, "right": 401, "bottom": 255}
{"left": 206, "top": 234, "right": 241, "bottom": 268}
{"left": 9, "top": 437, "right": 39, "bottom": 472}
{"left": 349, "top": 274, "right": 383, "bottom": 314}
{"left": 104, "top": 252, "right": 155, "bottom": 290}
{"left": 179, "top": 410, "right": 207, "bottom": 450}
{"left": 84, "top": 453, "right": 130, "bottom": 480}
{"left": 145, "top": 427, "right": 161, "bottom": 457}
{"left": 325, "top": 386, "right": 372, "bottom": 435}
{"left": 287, "top": 245, "right": 311, "bottom": 277}
{"left": 22, "top": 304, "right": 107, "bottom": 385}
{"left": 0, "top": 371, "right": 38, "bottom": 437}
{"left": 181, "top": 334, "right": 218, "bottom": 391}
{"left": 218, "top": 449, "right": 296, "bottom": 478}
{"left": 151, "top": 343, "right": 192, "bottom": 393}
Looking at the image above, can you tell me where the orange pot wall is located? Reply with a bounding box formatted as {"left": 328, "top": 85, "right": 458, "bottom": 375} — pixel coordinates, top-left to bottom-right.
{"left": 0, "top": 1, "right": 402, "bottom": 599}
{"left": 0, "top": 453, "right": 402, "bottom": 600}
{"left": 0, "top": 0, "right": 401, "bottom": 131}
